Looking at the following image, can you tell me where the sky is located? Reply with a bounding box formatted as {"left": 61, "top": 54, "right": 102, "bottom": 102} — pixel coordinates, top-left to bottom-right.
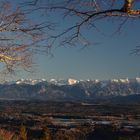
{"left": 5, "top": 0, "right": 140, "bottom": 81}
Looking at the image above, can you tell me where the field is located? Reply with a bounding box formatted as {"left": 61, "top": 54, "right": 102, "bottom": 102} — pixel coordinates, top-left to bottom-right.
{"left": 0, "top": 100, "right": 140, "bottom": 140}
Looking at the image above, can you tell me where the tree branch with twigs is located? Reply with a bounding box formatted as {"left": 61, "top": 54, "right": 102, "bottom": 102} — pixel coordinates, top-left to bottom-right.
{"left": 23, "top": 0, "right": 140, "bottom": 49}
{"left": 1, "top": 0, "right": 140, "bottom": 76}
{"left": 0, "top": 1, "right": 53, "bottom": 75}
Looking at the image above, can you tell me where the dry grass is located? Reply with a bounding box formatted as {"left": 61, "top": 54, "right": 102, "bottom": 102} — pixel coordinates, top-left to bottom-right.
{"left": 0, "top": 128, "right": 19, "bottom": 140}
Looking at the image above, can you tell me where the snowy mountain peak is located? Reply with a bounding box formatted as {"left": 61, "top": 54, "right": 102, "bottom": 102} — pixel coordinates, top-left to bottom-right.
{"left": 68, "top": 78, "right": 79, "bottom": 85}
{"left": 16, "top": 79, "right": 47, "bottom": 85}
{"left": 49, "top": 78, "right": 79, "bottom": 85}
{"left": 119, "top": 78, "right": 129, "bottom": 83}
{"left": 136, "top": 77, "right": 140, "bottom": 83}
{"left": 111, "top": 79, "right": 119, "bottom": 83}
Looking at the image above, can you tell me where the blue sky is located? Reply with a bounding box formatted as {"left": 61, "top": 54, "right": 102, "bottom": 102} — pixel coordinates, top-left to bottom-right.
{"left": 26, "top": 19, "right": 140, "bottom": 80}
{"left": 7, "top": 1, "right": 140, "bottom": 80}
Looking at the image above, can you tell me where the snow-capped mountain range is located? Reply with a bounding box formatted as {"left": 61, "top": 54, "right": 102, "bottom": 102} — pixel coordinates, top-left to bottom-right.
{"left": 0, "top": 77, "right": 140, "bottom": 102}
{"left": 3, "top": 77, "right": 140, "bottom": 86}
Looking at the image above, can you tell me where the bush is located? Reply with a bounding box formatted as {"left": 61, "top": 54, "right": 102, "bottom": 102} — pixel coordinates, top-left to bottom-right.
{"left": 0, "top": 128, "right": 19, "bottom": 140}
{"left": 41, "top": 126, "right": 51, "bottom": 140}
{"left": 20, "top": 125, "right": 27, "bottom": 140}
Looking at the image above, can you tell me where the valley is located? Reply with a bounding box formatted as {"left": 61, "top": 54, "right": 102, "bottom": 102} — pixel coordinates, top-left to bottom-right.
{"left": 0, "top": 100, "right": 139, "bottom": 139}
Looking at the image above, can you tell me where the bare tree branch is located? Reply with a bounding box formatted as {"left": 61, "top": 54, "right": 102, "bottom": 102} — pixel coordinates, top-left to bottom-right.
{"left": 0, "top": 1, "right": 53, "bottom": 75}
{"left": 0, "top": 0, "right": 140, "bottom": 76}
{"left": 22, "top": 0, "right": 140, "bottom": 48}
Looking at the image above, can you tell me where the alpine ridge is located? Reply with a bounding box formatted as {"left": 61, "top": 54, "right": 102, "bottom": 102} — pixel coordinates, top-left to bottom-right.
{"left": 0, "top": 77, "right": 140, "bottom": 102}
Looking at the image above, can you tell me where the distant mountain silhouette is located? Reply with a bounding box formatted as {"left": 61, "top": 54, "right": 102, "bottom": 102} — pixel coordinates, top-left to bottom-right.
{"left": 0, "top": 78, "right": 140, "bottom": 102}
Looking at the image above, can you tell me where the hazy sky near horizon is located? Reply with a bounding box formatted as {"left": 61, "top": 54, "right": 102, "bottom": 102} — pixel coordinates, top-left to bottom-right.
{"left": 7, "top": 1, "right": 140, "bottom": 80}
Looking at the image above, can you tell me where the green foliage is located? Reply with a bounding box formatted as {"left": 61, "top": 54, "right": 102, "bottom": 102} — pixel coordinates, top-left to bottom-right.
{"left": 20, "top": 125, "right": 27, "bottom": 140}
